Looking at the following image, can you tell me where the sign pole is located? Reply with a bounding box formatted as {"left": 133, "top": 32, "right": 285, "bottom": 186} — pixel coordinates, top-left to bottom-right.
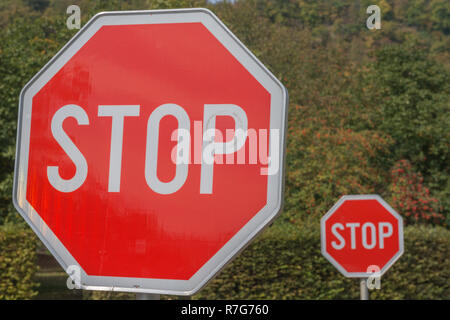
{"left": 360, "top": 278, "right": 369, "bottom": 300}
{"left": 136, "top": 293, "right": 160, "bottom": 300}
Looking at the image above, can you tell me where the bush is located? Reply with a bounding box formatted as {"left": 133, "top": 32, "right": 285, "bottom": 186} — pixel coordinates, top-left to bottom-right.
{"left": 284, "top": 108, "right": 392, "bottom": 221}
{"left": 0, "top": 224, "right": 39, "bottom": 299}
{"left": 388, "top": 159, "right": 445, "bottom": 225}
{"left": 193, "top": 222, "right": 450, "bottom": 299}
{"left": 368, "top": 43, "right": 450, "bottom": 218}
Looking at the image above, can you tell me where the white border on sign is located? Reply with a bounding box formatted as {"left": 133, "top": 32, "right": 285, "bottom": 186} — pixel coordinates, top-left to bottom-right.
{"left": 320, "top": 194, "right": 404, "bottom": 278}
{"left": 12, "top": 9, "right": 289, "bottom": 295}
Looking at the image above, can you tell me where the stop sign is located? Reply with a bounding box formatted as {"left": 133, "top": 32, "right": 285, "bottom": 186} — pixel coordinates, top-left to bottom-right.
{"left": 13, "top": 9, "right": 288, "bottom": 294}
{"left": 321, "top": 195, "right": 404, "bottom": 277}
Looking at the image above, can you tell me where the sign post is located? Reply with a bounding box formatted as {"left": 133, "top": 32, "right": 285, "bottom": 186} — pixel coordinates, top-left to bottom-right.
{"left": 136, "top": 293, "right": 160, "bottom": 300}
{"left": 13, "top": 9, "right": 288, "bottom": 296}
{"left": 360, "top": 279, "right": 369, "bottom": 300}
{"left": 321, "top": 195, "right": 404, "bottom": 299}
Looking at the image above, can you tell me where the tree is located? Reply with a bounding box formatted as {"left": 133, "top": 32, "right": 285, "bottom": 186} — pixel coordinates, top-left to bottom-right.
{"left": 388, "top": 160, "right": 444, "bottom": 225}
{"left": 368, "top": 42, "right": 449, "bottom": 221}
{"left": 23, "top": 0, "right": 50, "bottom": 12}
{"left": 284, "top": 105, "right": 392, "bottom": 222}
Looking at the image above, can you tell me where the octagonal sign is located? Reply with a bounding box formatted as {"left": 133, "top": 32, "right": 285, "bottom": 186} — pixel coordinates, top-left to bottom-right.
{"left": 321, "top": 195, "right": 404, "bottom": 278}
{"left": 13, "top": 9, "right": 288, "bottom": 295}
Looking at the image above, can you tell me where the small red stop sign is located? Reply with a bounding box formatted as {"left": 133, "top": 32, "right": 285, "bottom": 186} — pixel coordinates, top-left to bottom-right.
{"left": 13, "top": 9, "right": 288, "bottom": 295}
{"left": 321, "top": 195, "right": 404, "bottom": 277}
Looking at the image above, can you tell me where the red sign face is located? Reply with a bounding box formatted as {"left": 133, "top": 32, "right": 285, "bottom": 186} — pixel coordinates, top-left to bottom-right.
{"left": 321, "top": 195, "right": 403, "bottom": 277}
{"left": 14, "top": 10, "right": 288, "bottom": 294}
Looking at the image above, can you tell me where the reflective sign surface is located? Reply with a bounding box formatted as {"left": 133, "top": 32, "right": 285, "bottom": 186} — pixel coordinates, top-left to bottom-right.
{"left": 321, "top": 195, "right": 404, "bottom": 277}
{"left": 14, "top": 9, "right": 288, "bottom": 294}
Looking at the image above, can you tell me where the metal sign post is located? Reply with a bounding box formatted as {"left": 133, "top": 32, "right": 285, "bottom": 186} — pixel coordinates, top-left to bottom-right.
{"left": 360, "top": 278, "right": 369, "bottom": 300}
{"left": 136, "top": 293, "right": 160, "bottom": 300}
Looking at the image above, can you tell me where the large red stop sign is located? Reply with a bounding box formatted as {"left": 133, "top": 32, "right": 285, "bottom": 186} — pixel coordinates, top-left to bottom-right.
{"left": 13, "top": 9, "right": 288, "bottom": 294}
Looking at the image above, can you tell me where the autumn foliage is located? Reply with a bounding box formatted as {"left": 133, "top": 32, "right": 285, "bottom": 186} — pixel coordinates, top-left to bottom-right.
{"left": 389, "top": 160, "right": 444, "bottom": 225}
{"left": 284, "top": 105, "right": 392, "bottom": 221}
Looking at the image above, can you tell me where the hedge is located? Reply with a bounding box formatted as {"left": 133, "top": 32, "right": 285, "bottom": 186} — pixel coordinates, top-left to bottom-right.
{"left": 0, "top": 224, "right": 39, "bottom": 299}
{"left": 6, "top": 220, "right": 447, "bottom": 300}
{"left": 192, "top": 222, "right": 450, "bottom": 300}
{"left": 90, "top": 222, "right": 449, "bottom": 300}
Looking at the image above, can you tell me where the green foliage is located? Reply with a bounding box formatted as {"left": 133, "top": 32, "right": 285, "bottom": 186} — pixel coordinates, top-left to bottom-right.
{"left": 367, "top": 43, "right": 450, "bottom": 221}
{"left": 404, "top": 0, "right": 450, "bottom": 33}
{"left": 84, "top": 290, "right": 135, "bottom": 300}
{"left": 430, "top": 0, "right": 450, "bottom": 33}
{"left": 285, "top": 110, "right": 392, "bottom": 221}
{"left": 372, "top": 43, "right": 449, "bottom": 170}
{"left": 23, "top": 0, "right": 50, "bottom": 12}
{"left": 0, "top": 224, "right": 39, "bottom": 299}
{"left": 193, "top": 222, "right": 450, "bottom": 299}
